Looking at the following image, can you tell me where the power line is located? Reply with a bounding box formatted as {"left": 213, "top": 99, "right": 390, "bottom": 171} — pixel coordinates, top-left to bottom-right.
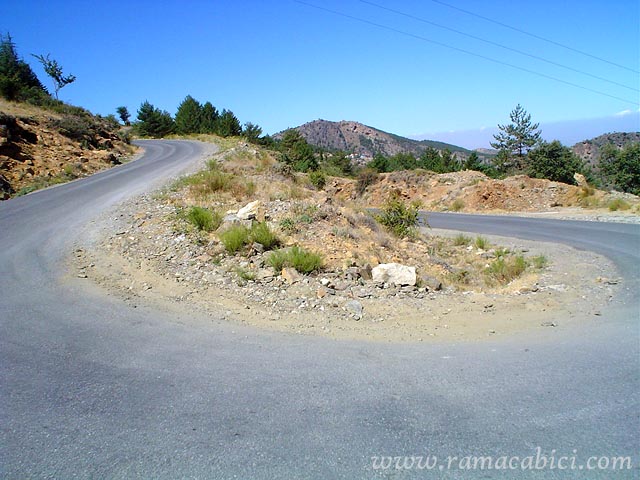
{"left": 294, "top": 1, "right": 639, "bottom": 105}
{"left": 429, "top": 0, "right": 640, "bottom": 74}
{"left": 360, "top": 0, "right": 638, "bottom": 92}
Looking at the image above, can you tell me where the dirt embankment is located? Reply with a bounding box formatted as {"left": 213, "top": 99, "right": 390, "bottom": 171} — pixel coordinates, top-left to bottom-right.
{"left": 328, "top": 169, "right": 640, "bottom": 219}
{"left": 0, "top": 99, "right": 137, "bottom": 198}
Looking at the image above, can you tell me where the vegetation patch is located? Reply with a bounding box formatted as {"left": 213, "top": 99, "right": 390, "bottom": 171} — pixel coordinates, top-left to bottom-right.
{"left": 186, "top": 206, "right": 221, "bottom": 232}
{"left": 607, "top": 198, "right": 630, "bottom": 212}
{"left": 484, "top": 255, "right": 528, "bottom": 285}
{"left": 375, "top": 193, "right": 421, "bottom": 238}
{"left": 268, "top": 246, "right": 323, "bottom": 274}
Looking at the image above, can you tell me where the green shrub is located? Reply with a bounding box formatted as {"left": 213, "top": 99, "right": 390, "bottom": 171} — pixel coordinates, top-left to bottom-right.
{"left": 288, "top": 246, "right": 323, "bottom": 273}
{"left": 249, "top": 222, "right": 279, "bottom": 250}
{"left": 485, "top": 255, "right": 527, "bottom": 284}
{"left": 451, "top": 199, "right": 465, "bottom": 211}
{"left": 375, "top": 193, "right": 420, "bottom": 238}
{"left": 206, "top": 158, "right": 220, "bottom": 171}
{"left": 279, "top": 217, "right": 296, "bottom": 234}
{"left": 219, "top": 225, "right": 251, "bottom": 253}
{"left": 453, "top": 233, "right": 472, "bottom": 246}
{"left": 308, "top": 170, "right": 326, "bottom": 190}
{"left": 186, "top": 206, "right": 221, "bottom": 232}
{"left": 608, "top": 198, "right": 630, "bottom": 211}
{"left": 234, "top": 266, "right": 255, "bottom": 281}
{"left": 474, "top": 236, "right": 488, "bottom": 249}
{"left": 531, "top": 255, "right": 548, "bottom": 269}
{"left": 267, "top": 246, "right": 323, "bottom": 274}
{"left": 267, "top": 249, "right": 288, "bottom": 272}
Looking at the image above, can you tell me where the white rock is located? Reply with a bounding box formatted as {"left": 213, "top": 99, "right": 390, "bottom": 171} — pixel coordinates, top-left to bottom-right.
{"left": 372, "top": 263, "right": 416, "bottom": 286}
{"left": 237, "top": 200, "right": 262, "bottom": 220}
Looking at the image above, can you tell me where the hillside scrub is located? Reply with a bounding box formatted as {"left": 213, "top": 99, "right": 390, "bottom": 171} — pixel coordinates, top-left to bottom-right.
{"left": 158, "top": 140, "right": 548, "bottom": 295}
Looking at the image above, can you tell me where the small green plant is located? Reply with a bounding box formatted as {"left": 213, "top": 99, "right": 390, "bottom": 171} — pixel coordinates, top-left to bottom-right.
{"left": 186, "top": 206, "right": 221, "bottom": 232}
{"left": 453, "top": 233, "right": 472, "bottom": 246}
{"left": 375, "top": 193, "right": 420, "bottom": 238}
{"left": 219, "top": 225, "right": 251, "bottom": 254}
{"left": 494, "top": 247, "right": 510, "bottom": 258}
{"left": 249, "top": 222, "right": 279, "bottom": 250}
{"left": 531, "top": 255, "right": 548, "bottom": 269}
{"left": 233, "top": 266, "right": 256, "bottom": 281}
{"left": 607, "top": 198, "right": 630, "bottom": 211}
{"left": 308, "top": 170, "right": 326, "bottom": 190}
{"left": 63, "top": 164, "right": 75, "bottom": 177}
{"left": 206, "top": 158, "right": 220, "bottom": 171}
{"left": 267, "top": 246, "right": 323, "bottom": 274}
{"left": 279, "top": 217, "right": 296, "bottom": 234}
{"left": 267, "top": 249, "right": 288, "bottom": 272}
{"left": 449, "top": 269, "right": 470, "bottom": 285}
{"left": 485, "top": 255, "right": 527, "bottom": 285}
{"left": 451, "top": 198, "right": 465, "bottom": 212}
{"left": 474, "top": 236, "right": 488, "bottom": 250}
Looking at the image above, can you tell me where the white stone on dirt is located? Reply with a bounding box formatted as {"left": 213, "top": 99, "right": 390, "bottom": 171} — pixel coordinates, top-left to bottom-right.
{"left": 372, "top": 263, "right": 416, "bottom": 286}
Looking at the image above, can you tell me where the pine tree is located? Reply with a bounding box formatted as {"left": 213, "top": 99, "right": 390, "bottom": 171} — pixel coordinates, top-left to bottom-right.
{"left": 242, "top": 122, "right": 262, "bottom": 143}
{"left": 491, "top": 104, "right": 541, "bottom": 170}
{"left": 199, "top": 101, "right": 219, "bottom": 134}
{"left": 0, "top": 33, "right": 47, "bottom": 101}
{"left": 174, "top": 95, "right": 202, "bottom": 134}
{"left": 135, "top": 100, "right": 174, "bottom": 138}
{"left": 216, "top": 109, "right": 242, "bottom": 137}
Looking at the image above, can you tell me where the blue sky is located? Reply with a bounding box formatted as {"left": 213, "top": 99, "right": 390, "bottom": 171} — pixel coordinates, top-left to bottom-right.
{"left": 3, "top": 0, "right": 639, "bottom": 148}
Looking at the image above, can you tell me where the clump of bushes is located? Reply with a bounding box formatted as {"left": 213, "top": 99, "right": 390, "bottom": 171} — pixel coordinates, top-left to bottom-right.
{"left": 484, "top": 255, "right": 527, "bottom": 285}
{"left": 356, "top": 168, "right": 378, "bottom": 195}
{"left": 450, "top": 198, "right": 465, "bottom": 212}
{"left": 308, "top": 170, "right": 326, "bottom": 190}
{"left": 267, "top": 246, "right": 323, "bottom": 274}
{"left": 219, "top": 222, "right": 280, "bottom": 254}
{"left": 453, "top": 233, "right": 472, "bottom": 246}
{"left": 186, "top": 206, "right": 222, "bottom": 232}
{"left": 220, "top": 225, "right": 250, "bottom": 253}
{"left": 607, "top": 198, "right": 630, "bottom": 211}
{"left": 375, "top": 193, "right": 421, "bottom": 238}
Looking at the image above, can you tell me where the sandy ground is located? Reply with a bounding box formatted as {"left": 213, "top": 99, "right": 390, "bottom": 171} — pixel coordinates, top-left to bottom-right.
{"left": 71, "top": 218, "right": 620, "bottom": 343}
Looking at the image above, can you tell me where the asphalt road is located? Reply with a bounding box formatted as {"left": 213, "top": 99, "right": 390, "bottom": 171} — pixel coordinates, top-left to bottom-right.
{"left": 1, "top": 140, "right": 638, "bottom": 479}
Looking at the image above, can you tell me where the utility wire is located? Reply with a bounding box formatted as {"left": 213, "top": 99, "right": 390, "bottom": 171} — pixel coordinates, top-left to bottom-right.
{"left": 294, "top": 1, "right": 639, "bottom": 105}
{"left": 360, "top": 0, "right": 638, "bottom": 92}
{"left": 429, "top": 0, "right": 639, "bottom": 74}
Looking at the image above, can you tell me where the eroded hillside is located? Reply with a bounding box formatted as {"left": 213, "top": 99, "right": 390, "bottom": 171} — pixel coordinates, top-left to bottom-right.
{"left": 0, "top": 100, "right": 136, "bottom": 198}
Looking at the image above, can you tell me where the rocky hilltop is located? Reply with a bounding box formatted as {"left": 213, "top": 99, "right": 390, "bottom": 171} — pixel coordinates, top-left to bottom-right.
{"left": 278, "top": 119, "right": 475, "bottom": 162}
{"left": 572, "top": 131, "right": 640, "bottom": 166}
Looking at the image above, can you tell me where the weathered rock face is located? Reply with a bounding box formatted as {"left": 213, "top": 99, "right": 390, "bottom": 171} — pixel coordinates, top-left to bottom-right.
{"left": 372, "top": 263, "right": 417, "bottom": 286}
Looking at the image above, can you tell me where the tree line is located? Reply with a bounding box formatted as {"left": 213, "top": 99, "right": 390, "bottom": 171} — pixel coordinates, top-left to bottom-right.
{"left": 122, "top": 95, "right": 257, "bottom": 140}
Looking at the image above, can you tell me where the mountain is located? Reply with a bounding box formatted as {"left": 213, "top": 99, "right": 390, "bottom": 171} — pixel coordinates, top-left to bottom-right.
{"left": 277, "top": 120, "right": 476, "bottom": 161}
{"left": 572, "top": 131, "right": 640, "bottom": 166}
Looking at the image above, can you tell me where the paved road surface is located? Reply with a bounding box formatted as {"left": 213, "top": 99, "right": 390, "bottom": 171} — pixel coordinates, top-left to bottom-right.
{"left": 1, "top": 140, "right": 638, "bottom": 479}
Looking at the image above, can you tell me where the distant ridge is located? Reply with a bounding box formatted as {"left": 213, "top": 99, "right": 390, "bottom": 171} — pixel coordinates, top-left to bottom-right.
{"left": 276, "top": 120, "right": 477, "bottom": 160}
{"left": 572, "top": 131, "right": 640, "bottom": 166}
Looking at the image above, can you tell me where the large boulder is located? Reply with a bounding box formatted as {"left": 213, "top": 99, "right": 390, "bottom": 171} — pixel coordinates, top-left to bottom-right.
{"left": 372, "top": 263, "right": 416, "bottom": 286}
